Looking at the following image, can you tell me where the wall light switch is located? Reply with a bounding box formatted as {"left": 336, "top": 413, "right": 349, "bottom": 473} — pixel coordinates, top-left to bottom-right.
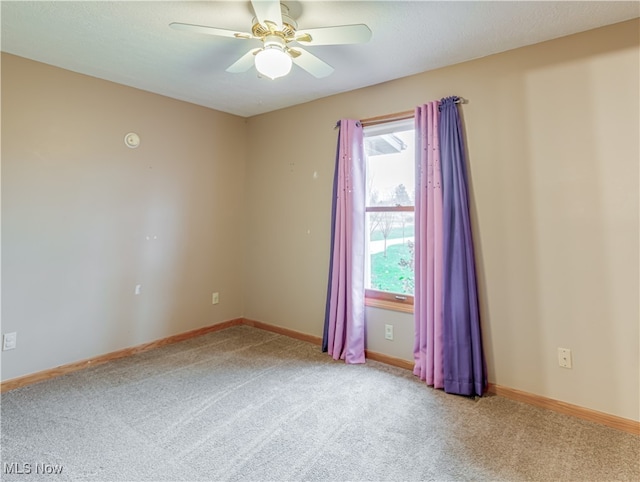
{"left": 212, "top": 292, "right": 219, "bottom": 305}
{"left": 3, "top": 332, "right": 17, "bottom": 351}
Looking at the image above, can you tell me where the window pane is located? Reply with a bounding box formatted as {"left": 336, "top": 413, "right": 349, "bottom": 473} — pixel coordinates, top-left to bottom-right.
{"left": 366, "top": 211, "right": 415, "bottom": 295}
{"left": 365, "top": 129, "right": 415, "bottom": 207}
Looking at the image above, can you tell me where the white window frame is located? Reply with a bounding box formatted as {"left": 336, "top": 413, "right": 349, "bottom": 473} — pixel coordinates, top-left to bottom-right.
{"left": 363, "top": 118, "right": 415, "bottom": 314}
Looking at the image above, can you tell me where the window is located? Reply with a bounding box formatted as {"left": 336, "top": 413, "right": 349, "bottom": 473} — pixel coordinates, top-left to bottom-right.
{"left": 364, "top": 119, "right": 415, "bottom": 313}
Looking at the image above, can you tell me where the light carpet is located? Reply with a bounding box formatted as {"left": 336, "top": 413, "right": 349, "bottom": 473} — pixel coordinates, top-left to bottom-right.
{"left": 1, "top": 325, "right": 638, "bottom": 481}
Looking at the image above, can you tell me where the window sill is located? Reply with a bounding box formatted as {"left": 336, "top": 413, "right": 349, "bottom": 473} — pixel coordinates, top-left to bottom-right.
{"left": 365, "top": 297, "right": 414, "bottom": 314}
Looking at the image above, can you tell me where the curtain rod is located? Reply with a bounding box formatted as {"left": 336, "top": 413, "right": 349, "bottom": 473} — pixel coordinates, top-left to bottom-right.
{"left": 360, "top": 110, "right": 414, "bottom": 127}
{"left": 361, "top": 97, "right": 466, "bottom": 127}
{"left": 335, "top": 97, "right": 467, "bottom": 129}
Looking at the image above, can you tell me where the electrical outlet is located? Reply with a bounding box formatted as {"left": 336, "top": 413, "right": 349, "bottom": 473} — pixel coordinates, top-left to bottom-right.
{"left": 212, "top": 292, "right": 219, "bottom": 305}
{"left": 3, "top": 332, "right": 17, "bottom": 351}
{"left": 558, "top": 347, "right": 572, "bottom": 368}
{"left": 384, "top": 324, "right": 394, "bottom": 341}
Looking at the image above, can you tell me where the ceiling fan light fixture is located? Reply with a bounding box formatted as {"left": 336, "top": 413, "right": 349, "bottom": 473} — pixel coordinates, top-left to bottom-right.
{"left": 255, "top": 36, "right": 292, "bottom": 79}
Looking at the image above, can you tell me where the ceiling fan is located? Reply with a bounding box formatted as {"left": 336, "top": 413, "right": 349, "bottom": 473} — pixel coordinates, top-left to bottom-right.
{"left": 170, "top": 0, "right": 372, "bottom": 80}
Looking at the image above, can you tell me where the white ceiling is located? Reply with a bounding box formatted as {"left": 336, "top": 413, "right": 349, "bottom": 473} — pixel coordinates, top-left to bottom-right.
{"left": 2, "top": 1, "right": 638, "bottom": 117}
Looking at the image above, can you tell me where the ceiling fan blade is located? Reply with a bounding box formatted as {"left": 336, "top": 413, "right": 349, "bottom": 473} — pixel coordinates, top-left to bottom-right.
{"left": 296, "top": 24, "right": 372, "bottom": 46}
{"left": 170, "top": 22, "right": 254, "bottom": 40}
{"left": 289, "top": 47, "right": 334, "bottom": 79}
{"left": 226, "top": 49, "right": 260, "bottom": 73}
{"left": 251, "top": 0, "right": 283, "bottom": 30}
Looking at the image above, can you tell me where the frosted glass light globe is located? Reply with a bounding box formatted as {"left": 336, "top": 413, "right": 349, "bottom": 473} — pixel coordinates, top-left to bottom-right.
{"left": 255, "top": 47, "right": 292, "bottom": 80}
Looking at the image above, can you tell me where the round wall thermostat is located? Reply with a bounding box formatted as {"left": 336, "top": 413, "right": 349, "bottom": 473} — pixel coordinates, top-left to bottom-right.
{"left": 124, "top": 132, "right": 140, "bottom": 149}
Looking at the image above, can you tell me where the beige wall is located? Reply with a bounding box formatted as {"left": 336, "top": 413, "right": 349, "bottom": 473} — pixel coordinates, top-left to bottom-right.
{"left": 245, "top": 19, "right": 639, "bottom": 421}
{"left": 1, "top": 54, "right": 247, "bottom": 380}
{"left": 2, "top": 19, "right": 638, "bottom": 422}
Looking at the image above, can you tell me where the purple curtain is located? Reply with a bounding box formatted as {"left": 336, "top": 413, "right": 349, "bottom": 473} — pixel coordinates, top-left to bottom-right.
{"left": 439, "top": 97, "right": 486, "bottom": 396}
{"left": 322, "top": 119, "right": 366, "bottom": 364}
{"left": 413, "top": 102, "right": 445, "bottom": 388}
{"left": 414, "top": 97, "right": 486, "bottom": 397}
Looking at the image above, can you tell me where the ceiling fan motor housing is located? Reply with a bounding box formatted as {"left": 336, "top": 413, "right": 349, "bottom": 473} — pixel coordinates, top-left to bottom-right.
{"left": 263, "top": 34, "right": 287, "bottom": 50}
{"left": 251, "top": 3, "right": 298, "bottom": 40}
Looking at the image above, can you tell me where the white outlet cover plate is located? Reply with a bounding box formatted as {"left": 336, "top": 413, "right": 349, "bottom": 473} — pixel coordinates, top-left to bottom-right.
{"left": 558, "top": 347, "right": 572, "bottom": 368}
